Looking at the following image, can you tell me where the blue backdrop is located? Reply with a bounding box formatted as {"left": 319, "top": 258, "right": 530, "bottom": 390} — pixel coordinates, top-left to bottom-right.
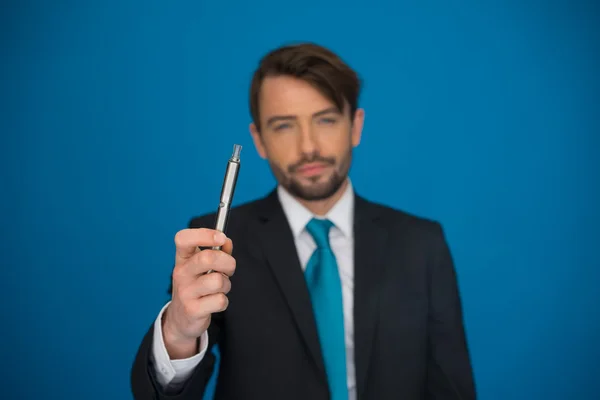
{"left": 2, "top": 1, "right": 598, "bottom": 399}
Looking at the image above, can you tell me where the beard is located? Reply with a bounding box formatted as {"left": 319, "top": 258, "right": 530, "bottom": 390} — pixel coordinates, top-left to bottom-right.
{"left": 268, "top": 148, "right": 352, "bottom": 201}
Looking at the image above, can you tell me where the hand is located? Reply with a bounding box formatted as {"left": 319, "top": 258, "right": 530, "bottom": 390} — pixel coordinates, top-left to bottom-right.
{"left": 162, "top": 228, "right": 235, "bottom": 359}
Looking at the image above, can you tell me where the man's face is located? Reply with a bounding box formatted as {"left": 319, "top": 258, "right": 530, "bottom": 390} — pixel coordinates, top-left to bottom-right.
{"left": 250, "top": 75, "right": 364, "bottom": 201}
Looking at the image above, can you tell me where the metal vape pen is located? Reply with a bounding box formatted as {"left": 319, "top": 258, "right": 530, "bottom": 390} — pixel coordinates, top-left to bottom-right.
{"left": 205, "top": 144, "right": 241, "bottom": 274}
{"left": 212, "top": 144, "right": 242, "bottom": 251}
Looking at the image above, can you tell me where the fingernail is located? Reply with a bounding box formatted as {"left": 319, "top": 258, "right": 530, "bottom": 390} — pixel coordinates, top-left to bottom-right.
{"left": 214, "top": 232, "right": 226, "bottom": 243}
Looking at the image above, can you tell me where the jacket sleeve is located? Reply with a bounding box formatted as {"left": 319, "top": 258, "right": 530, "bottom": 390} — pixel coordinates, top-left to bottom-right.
{"left": 425, "top": 222, "right": 477, "bottom": 400}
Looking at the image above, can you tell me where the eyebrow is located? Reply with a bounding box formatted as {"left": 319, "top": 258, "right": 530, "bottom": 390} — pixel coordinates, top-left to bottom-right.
{"left": 265, "top": 106, "right": 341, "bottom": 127}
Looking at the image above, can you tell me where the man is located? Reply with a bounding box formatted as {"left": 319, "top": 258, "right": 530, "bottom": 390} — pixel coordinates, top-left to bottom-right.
{"left": 131, "top": 42, "right": 476, "bottom": 400}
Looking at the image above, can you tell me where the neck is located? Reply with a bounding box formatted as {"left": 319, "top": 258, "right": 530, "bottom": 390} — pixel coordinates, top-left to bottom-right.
{"left": 295, "top": 179, "right": 349, "bottom": 216}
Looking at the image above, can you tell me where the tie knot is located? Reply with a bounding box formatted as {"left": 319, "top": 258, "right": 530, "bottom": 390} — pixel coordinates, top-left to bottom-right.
{"left": 306, "top": 218, "right": 334, "bottom": 249}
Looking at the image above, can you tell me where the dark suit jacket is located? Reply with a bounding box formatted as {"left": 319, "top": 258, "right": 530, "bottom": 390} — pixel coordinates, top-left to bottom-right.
{"left": 131, "top": 189, "right": 477, "bottom": 399}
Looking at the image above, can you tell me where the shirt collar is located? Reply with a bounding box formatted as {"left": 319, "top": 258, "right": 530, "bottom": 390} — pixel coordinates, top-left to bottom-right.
{"left": 277, "top": 179, "right": 355, "bottom": 239}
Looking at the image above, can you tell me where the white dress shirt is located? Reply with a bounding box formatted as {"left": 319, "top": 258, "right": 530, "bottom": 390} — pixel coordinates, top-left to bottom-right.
{"left": 151, "top": 180, "right": 356, "bottom": 399}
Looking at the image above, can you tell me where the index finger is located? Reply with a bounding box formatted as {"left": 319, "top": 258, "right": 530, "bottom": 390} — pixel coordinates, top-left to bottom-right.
{"left": 174, "top": 228, "right": 227, "bottom": 264}
{"left": 221, "top": 238, "right": 233, "bottom": 255}
{"left": 212, "top": 237, "right": 234, "bottom": 255}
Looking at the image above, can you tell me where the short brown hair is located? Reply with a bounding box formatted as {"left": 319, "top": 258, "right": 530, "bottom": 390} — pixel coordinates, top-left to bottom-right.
{"left": 249, "top": 42, "right": 362, "bottom": 132}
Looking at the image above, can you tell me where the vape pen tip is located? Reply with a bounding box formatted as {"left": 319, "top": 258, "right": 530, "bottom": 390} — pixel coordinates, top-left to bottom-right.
{"left": 232, "top": 144, "right": 242, "bottom": 160}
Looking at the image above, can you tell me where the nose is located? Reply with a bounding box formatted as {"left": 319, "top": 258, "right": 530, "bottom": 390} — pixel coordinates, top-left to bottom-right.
{"left": 298, "top": 122, "right": 318, "bottom": 156}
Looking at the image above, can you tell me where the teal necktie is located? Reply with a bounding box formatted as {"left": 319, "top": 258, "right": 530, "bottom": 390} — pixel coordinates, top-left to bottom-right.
{"left": 304, "top": 218, "right": 348, "bottom": 400}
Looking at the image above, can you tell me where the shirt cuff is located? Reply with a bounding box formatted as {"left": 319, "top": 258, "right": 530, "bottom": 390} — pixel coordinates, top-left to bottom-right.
{"left": 150, "top": 301, "right": 209, "bottom": 389}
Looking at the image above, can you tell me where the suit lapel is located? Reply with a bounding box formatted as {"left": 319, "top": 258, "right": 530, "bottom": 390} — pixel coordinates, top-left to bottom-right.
{"left": 252, "top": 189, "right": 388, "bottom": 395}
{"left": 353, "top": 194, "right": 388, "bottom": 398}
{"left": 254, "top": 190, "right": 327, "bottom": 384}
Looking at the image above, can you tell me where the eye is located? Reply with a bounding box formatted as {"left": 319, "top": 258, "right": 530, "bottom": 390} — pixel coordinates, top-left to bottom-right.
{"left": 274, "top": 123, "right": 291, "bottom": 131}
{"left": 319, "top": 117, "right": 337, "bottom": 125}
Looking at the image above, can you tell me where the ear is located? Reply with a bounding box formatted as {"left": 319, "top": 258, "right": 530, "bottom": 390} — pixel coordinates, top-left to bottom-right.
{"left": 249, "top": 122, "right": 267, "bottom": 159}
{"left": 351, "top": 108, "right": 365, "bottom": 147}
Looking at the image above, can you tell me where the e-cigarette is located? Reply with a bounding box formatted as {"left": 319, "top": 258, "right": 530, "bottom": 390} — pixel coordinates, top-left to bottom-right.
{"left": 212, "top": 144, "right": 242, "bottom": 251}
{"left": 205, "top": 144, "right": 241, "bottom": 274}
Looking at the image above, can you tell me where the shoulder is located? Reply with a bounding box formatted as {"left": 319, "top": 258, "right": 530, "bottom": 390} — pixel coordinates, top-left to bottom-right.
{"left": 357, "top": 194, "right": 446, "bottom": 242}
{"left": 358, "top": 196, "right": 454, "bottom": 271}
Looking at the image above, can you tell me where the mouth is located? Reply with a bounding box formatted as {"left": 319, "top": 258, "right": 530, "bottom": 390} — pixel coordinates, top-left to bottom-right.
{"left": 295, "top": 162, "right": 330, "bottom": 177}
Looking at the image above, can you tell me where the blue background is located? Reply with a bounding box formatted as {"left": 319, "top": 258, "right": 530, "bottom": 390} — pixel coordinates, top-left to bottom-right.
{"left": 1, "top": 1, "right": 599, "bottom": 399}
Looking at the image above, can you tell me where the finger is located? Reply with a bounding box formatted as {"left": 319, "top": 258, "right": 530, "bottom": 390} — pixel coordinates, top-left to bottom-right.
{"left": 184, "top": 273, "right": 232, "bottom": 299}
{"left": 210, "top": 237, "right": 233, "bottom": 255}
{"left": 174, "top": 228, "right": 227, "bottom": 264}
{"left": 221, "top": 238, "right": 233, "bottom": 255}
{"left": 173, "top": 249, "right": 218, "bottom": 286}
{"left": 185, "top": 249, "right": 236, "bottom": 277}
{"left": 185, "top": 293, "right": 230, "bottom": 319}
